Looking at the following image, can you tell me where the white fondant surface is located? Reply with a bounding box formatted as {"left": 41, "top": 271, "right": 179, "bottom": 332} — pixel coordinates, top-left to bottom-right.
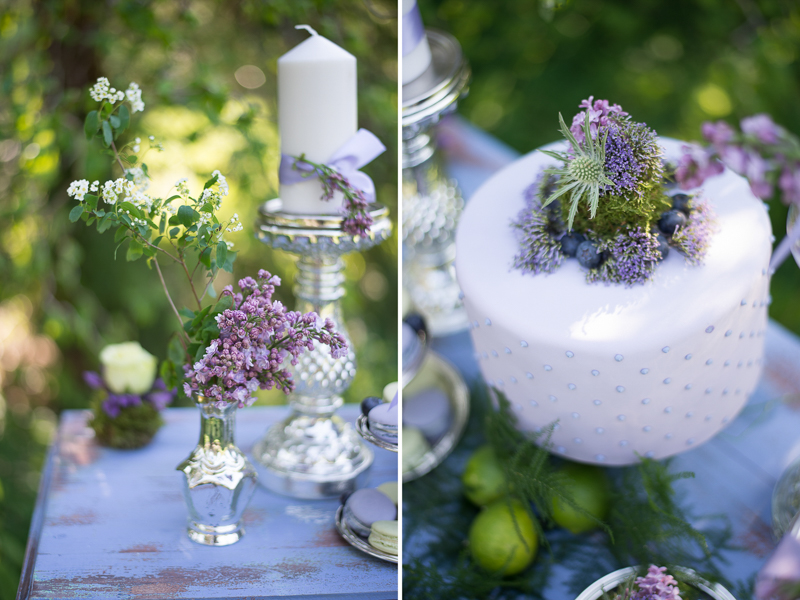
{"left": 455, "top": 138, "right": 773, "bottom": 465}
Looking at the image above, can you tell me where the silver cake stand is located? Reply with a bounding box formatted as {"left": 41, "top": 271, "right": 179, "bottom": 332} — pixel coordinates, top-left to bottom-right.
{"left": 252, "top": 199, "right": 392, "bottom": 499}
{"left": 402, "top": 29, "right": 471, "bottom": 336}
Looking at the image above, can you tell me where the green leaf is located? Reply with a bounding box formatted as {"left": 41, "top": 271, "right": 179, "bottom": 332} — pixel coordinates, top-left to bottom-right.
{"left": 164, "top": 195, "right": 181, "bottom": 204}
{"left": 159, "top": 214, "right": 166, "bottom": 235}
{"left": 102, "top": 121, "right": 113, "bottom": 147}
{"left": 216, "top": 241, "right": 227, "bottom": 269}
{"left": 68, "top": 205, "right": 84, "bottom": 223}
{"left": 199, "top": 247, "right": 211, "bottom": 269}
{"left": 114, "top": 225, "right": 127, "bottom": 243}
{"left": 97, "top": 213, "right": 113, "bottom": 233}
{"left": 86, "top": 217, "right": 95, "bottom": 226}
{"left": 221, "top": 250, "right": 237, "bottom": 273}
{"left": 160, "top": 360, "right": 177, "bottom": 391}
{"left": 179, "top": 307, "right": 195, "bottom": 320}
{"left": 119, "top": 201, "right": 144, "bottom": 220}
{"left": 84, "top": 111, "right": 99, "bottom": 140}
{"left": 126, "top": 239, "right": 143, "bottom": 261}
{"left": 117, "top": 104, "right": 130, "bottom": 133}
{"left": 109, "top": 115, "right": 121, "bottom": 128}
{"left": 213, "top": 293, "right": 233, "bottom": 314}
{"left": 169, "top": 227, "right": 180, "bottom": 238}
{"left": 203, "top": 174, "right": 219, "bottom": 190}
{"left": 177, "top": 205, "right": 199, "bottom": 227}
{"left": 167, "top": 336, "right": 185, "bottom": 365}
{"left": 84, "top": 193, "right": 99, "bottom": 211}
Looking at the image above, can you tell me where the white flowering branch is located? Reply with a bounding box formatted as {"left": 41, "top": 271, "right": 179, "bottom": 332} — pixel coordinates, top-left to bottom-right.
{"left": 67, "top": 77, "right": 244, "bottom": 388}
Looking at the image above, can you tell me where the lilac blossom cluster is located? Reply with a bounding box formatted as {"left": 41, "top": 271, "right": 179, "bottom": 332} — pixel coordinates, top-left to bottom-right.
{"left": 294, "top": 157, "right": 374, "bottom": 237}
{"left": 511, "top": 178, "right": 565, "bottom": 275}
{"left": 182, "top": 270, "right": 348, "bottom": 408}
{"left": 677, "top": 113, "right": 800, "bottom": 205}
{"left": 671, "top": 198, "right": 716, "bottom": 266}
{"left": 84, "top": 371, "right": 174, "bottom": 418}
{"left": 570, "top": 96, "right": 628, "bottom": 144}
{"left": 609, "top": 227, "right": 661, "bottom": 285}
{"left": 630, "top": 565, "right": 682, "bottom": 600}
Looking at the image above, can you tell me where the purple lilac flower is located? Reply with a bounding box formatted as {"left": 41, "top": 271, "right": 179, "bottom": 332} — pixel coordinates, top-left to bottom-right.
{"left": 511, "top": 176, "right": 565, "bottom": 275}
{"left": 570, "top": 96, "right": 628, "bottom": 144}
{"left": 779, "top": 162, "right": 800, "bottom": 205}
{"left": 183, "top": 270, "right": 348, "bottom": 408}
{"left": 102, "top": 394, "right": 142, "bottom": 418}
{"left": 701, "top": 120, "right": 735, "bottom": 148}
{"left": 675, "top": 143, "right": 723, "bottom": 189}
{"left": 84, "top": 371, "right": 175, "bottom": 417}
{"left": 671, "top": 198, "right": 716, "bottom": 265}
{"left": 631, "top": 565, "right": 681, "bottom": 600}
{"left": 741, "top": 114, "right": 781, "bottom": 144}
{"left": 609, "top": 227, "right": 661, "bottom": 286}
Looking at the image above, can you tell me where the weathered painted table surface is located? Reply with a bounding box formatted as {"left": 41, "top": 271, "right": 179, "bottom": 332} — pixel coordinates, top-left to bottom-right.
{"left": 404, "top": 117, "right": 800, "bottom": 596}
{"left": 19, "top": 405, "right": 398, "bottom": 600}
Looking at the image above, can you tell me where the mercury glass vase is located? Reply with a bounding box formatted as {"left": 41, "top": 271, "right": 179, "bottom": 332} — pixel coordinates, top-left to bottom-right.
{"left": 176, "top": 398, "right": 257, "bottom": 546}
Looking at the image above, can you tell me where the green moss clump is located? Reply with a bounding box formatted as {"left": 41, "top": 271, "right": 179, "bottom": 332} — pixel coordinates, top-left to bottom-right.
{"left": 566, "top": 184, "right": 671, "bottom": 238}
{"left": 89, "top": 400, "right": 163, "bottom": 449}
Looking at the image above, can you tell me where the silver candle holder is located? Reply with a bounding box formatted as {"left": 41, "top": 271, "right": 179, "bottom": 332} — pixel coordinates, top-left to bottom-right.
{"left": 252, "top": 199, "right": 392, "bottom": 499}
{"left": 402, "top": 29, "right": 471, "bottom": 337}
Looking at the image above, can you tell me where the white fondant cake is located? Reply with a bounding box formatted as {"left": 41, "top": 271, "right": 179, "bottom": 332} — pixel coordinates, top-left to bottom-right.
{"left": 455, "top": 138, "right": 772, "bottom": 465}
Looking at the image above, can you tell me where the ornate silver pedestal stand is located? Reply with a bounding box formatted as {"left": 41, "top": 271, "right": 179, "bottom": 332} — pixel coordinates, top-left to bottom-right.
{"left": 402, "top": 29, "right": 471, "bottom": 337}
{"left": 252, "top": 199, "right": 392, "bottom": 499}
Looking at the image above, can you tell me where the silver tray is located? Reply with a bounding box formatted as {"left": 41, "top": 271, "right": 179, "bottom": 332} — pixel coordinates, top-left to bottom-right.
{"left": 334, "top": 505, "right": 398, "bottom": 564}
{"left": 576, "top": 566, "right": 737, "bottom": 600}
{"left": 402, "top": 351, "right": 470, "bottom": 482}
{"left": 356, "top": 414, "right": 398, "bottom": 453}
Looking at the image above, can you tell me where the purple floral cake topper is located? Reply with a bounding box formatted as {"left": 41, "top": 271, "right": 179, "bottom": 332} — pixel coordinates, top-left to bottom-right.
{"left": 628, "top": 565, "right": 682, "bottom": 600}
{"left": 512, "top": 98, "right": 716, "bottom": 286}
{"left": 182, "top": 270, "right": 348, "bottom": 408}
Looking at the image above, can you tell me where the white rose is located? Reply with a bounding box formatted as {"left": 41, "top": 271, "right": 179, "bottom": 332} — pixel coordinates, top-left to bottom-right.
{"left": 100, "top": 342, "right": 158, "bottom": 395}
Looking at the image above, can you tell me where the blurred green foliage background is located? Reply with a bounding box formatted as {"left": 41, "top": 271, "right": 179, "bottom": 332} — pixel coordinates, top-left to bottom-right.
{"left": 0, "top": 0, "right": 397, "bottom": 594}
{"left": 421, "top": 0, "right": 800, "bottom": 332}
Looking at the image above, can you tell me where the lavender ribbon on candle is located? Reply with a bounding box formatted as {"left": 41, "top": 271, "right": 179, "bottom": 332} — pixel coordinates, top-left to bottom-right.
{"left": 280, "top": 129, "right": 385, "bottom": 236}
{"left": 279, "top": 128, "right": 386, "bottom": 203}
{"left": 403, "top": 3, "right": 426, "bottom": 57}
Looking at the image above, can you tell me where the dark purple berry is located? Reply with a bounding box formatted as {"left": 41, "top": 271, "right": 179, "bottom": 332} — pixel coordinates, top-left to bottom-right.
{"left": 576, "top": 240, "right": 603, "bottom": 269}
{"left": 361, "top": 396, "right": 382, "bottom": 416}
{"left": 655, "top": 234, "right": 670, "bottom": 262}
{"left": 560, "top": 232, "right": 586, "bottom": 257}
{"left": 658, "top": 210, "right": 687, "bottom": 236}
{"left": 671, "top": 194, "right": 691, "bottom": 215}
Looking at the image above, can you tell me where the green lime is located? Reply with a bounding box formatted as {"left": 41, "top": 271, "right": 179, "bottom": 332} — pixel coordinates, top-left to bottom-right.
{"left": 462, "top": 444, "right": 508, "bottom": 506}
{"left": 469, "top": 498, "right": 538, "bottom": 575}
{"left": 551, "top": 462, "right": 610, "bottom": 534}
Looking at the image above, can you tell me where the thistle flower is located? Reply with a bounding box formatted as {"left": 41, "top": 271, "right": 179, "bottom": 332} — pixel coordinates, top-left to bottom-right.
{"left": 541, "top": 111, "right": 615, "bottom": 230}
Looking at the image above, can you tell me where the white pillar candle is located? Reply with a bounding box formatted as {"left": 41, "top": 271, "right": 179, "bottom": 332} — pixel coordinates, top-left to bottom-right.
{"left": 402, "top": 0, "right": 432, "bottom": 85}
{"left": 278, "top": 27, "right": 357, "bottom": 214}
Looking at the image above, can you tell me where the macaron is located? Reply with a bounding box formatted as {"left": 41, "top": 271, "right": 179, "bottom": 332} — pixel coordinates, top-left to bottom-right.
{"left": 368, "top": 402, "right": 398, "bottom": 443}
{"left": 377, "top": 481, "right": 398, "bottom": 506}
{"left": 403, "top": 388, "right": 452, "bottom": 442}
{"left": 368, "top": 520, "right": 398, "bottom": 555}
{"left": 402, "top": 426, "right": 431, "bottom": 473}
{"left": 343, "top": 488, "right": 397, "bottom": 538}
{"left": 383, "top": 381, "right": 398, "bottom": 404}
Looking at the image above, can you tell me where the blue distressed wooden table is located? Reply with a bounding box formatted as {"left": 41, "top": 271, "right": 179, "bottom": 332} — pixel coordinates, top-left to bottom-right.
{"left": 404, "top": 117, "right": 800, "bottom": 596}
{"left": 19, "top": 405, "right": 398, "bottom": 600}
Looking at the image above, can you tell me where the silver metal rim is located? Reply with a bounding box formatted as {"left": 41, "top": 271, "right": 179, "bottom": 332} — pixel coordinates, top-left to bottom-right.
{"left": 402, "top": 29, "right": 471, "bottom": 126}
{"left": 356, "top": 414, "right": 399, "bottom": 453}
{"left": 575, "top": 566, "right": 738, "bottom": 600}
{"left": 334, "top": 505, "right": 398, "bottom": 564}
{"left": 402, "top": 352, "right": 470, "bottom": 482}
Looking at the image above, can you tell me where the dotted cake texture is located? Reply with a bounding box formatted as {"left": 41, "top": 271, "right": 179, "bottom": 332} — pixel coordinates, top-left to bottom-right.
{"left": 455, "top": 139, "right": 772, "bottom": 465}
